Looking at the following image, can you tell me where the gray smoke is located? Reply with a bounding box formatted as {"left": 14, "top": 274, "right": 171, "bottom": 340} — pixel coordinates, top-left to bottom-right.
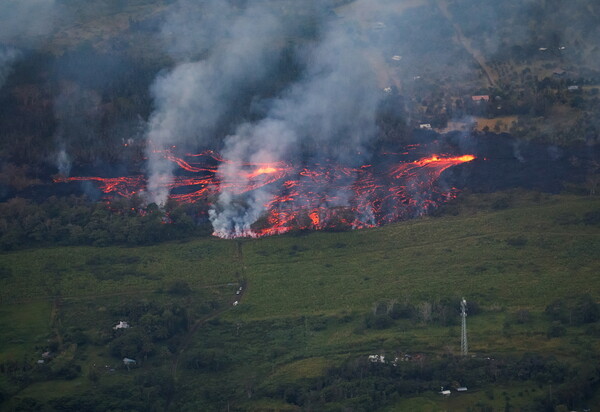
{"left": 0, "top": 0, "right": 65, "bottom": 169}
{"left": 0, "top": 47, "right": 20, "bottom": 89}
{"left": 55, "top": 146, "right": 71, "bottom": 177}
{"left": 53, "top": 84, "right": 102, "bottom": 172}
{"left": 0, "top": 0, "right": 60, "bottom": 88}
{"left": 145, "top": 0, "right": 289, "bottom": 205}
{"left": 209, "top": 2, "right": 387, "bottom": 237}
{"left": 0, "top": 0, "right": 58, "bottom": 41}
{"left": 209, "top": 119, "right": 299, "bottom": 237}
{"left": 148, "top": 0, "right": 510, "bottom": 236}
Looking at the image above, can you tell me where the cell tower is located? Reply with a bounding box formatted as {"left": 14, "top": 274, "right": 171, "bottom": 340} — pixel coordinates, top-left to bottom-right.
{"left": 460, "top": 298, "right": 468, "bottom": 356}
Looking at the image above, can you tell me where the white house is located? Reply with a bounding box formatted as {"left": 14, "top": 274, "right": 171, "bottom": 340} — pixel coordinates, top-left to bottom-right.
{"left": 368, "top": 354, "right": 386, "bottom": 364}
{"left": 113, "top": 321, "right": 130, "bottom": 330}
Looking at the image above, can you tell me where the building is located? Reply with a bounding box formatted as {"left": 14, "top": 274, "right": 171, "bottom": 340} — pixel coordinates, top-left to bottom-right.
{"left": 471, "top": 95, "right": 490, "bottom": 102}
{"left": 553, "top": 69, "right": 566, "bottom": 78}
{"left": 113, "top": 321, "right": 130, "bottom": 330}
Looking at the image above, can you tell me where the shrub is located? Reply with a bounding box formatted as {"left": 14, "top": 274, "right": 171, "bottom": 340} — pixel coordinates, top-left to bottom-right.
{"left": 506, "top": 236, "right": 527, "bottom": 247}
{"left": 167, "top": 280, "right": 192, "bottom": 295}
{"left": 547, "top": 324, "right": 566, "bottom": 338}
{"left": 364, "top": 313, "right": 394, "bottom": 329}
{"left": 583, "top": 210, "right": 600, "bottom": 226}
{"left": 545, "top": 295, "right": 600, "bottom": 325}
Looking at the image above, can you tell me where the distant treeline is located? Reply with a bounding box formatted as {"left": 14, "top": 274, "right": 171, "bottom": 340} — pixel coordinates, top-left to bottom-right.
{"left": 0, "top": 195, "right": 212, "bottom": 250}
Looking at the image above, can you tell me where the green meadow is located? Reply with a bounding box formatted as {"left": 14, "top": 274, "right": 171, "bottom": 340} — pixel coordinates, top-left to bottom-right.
{"left": 0, "top": 191, "right": 599, "bottom": 411}
{"left": 235, "top": 192, "right": 599, "bottom": 319}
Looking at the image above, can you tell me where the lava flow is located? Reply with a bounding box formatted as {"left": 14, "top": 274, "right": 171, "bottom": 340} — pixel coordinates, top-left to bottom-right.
{"left": 54, "top": 149, "right": 475, "bottom": 238}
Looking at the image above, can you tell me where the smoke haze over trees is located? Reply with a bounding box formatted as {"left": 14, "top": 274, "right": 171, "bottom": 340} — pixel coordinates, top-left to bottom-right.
{"left": 0, "top": 0, "right": 598, "bottom": 234}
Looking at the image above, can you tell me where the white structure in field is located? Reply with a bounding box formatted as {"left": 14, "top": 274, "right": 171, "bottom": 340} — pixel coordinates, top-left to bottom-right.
{"left": 113, "top": 321, "right": 130, "bottom": 330}
{"left": 460, "top": 298, "right": 468, "bottom": 356}
{"left": 368, "top": 354, "right": 386, "bottom": 364}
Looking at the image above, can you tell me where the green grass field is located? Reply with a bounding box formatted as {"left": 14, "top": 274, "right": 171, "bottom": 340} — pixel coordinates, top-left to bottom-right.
{"left": 0, "top": 192, "right": 599, "bottom": 411}
{"left": 0, "top": 238, "right": 239, "bottom": 303}
{"left": 233, "top": 193, "right": 599, "bottom": 320}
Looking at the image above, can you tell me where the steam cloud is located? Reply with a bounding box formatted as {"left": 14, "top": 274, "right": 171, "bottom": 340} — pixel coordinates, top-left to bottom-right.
{"left": 0, "top": 47, "right": 20, "bottom": 89}
{"left": 145, "top": 0, "right": 399, "bottom": 236}
{"left": 55, "top": 147, "right": 71, "bottom": 177}
{"left": 0, "top": 0, "right": 59, "bottom": 88}
{"left": 0, "top": 0, "right": 66, "bottom": 174}
{"left": 52, "top": 85, "right": 101, "bottom": 175}
{"left": 145, "top": 0, "right": 596, "bottom": 237}
{"left": 145, "top": 0, "right": 290, "bottom": 205}
{"left": 210, "top": 11, "right": 384, "bottom": 237}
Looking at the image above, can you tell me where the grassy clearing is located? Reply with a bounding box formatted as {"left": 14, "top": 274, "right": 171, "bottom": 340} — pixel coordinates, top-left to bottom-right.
{"left": 383, "top": 382, "right": 546, "bottom": 411}
{"left": 380, "top": 395, "right": 443, "bottom": 412}
{"left": 0, "top": 192, "right": 598, "bottom": 410}
{"left": 231, "top": 194, "right": 600, "bottom": 321}
{"left": 48, "top": 0, "right": 168, "bottom": 53}
{"left": 0, "top": 237, "right": 239, "bottom": 303}
{"left": 267, "top": 357, "right": 333, "bottom": 383}
{"left": 473, "top": 116, "right": 519, "bottom": 132}
{"left": 0, "top": 302, "right": 51, "bottom": 362}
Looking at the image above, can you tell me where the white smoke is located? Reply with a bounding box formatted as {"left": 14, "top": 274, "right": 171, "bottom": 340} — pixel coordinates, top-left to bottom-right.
{"left": 0, "top": 0, "right": 58, "bottom": 41}
{"left": 145, "top": 0, "right": 289, "bottom": 205}
{"left": 52, "top": 84, "right": 101, "bottom": 171}
{"left": 0, "top": 47, "right": 20, "bottom": 89}
{"left": 55, "top": 147, "right": 71, "bottom": 176}
{"left": 145, "top": 0, "right": 425, "bottom": 235}
{"left": 210, "top": 119, "right": 298, "bottom": 237}
{"left": 0, "top": 0, "right": 59, "bottom": 89}
{"left": 209, "top": 4, "right": 385, "bottom": 237}
{"left": 0, "top": 0, "right": 66, "bottom": 171}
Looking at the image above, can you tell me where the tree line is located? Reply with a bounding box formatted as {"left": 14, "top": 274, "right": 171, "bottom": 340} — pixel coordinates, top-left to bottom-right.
{"left": 0, "top": 195, "right": 212, "bottom": 250}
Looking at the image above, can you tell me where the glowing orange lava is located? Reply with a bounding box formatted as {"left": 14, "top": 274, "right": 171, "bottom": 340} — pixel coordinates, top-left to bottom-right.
{"left": 246, "top": 166, "right": 279, "bottom": 178}
{"left": 309, "top": 211, "right": 320, "bottom": 227}
{"left": 54, "top": 149, "right": 476, "bottom": 238}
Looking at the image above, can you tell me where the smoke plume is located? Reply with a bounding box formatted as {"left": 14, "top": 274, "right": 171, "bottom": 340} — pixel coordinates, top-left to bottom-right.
{"left": 55, "top": 146, "right": 71, "bottom": 177}
{"left": 145, "top": 0, "right": 290, "bottom": 205}
{"left": 52, "top": 83, "right": 102, "bottom": 171}
{"left": 0, "top": 0, "right": 59, "bottom": 88}
{"left": 0, "top": 47, "right": 20, "bottom": 89}
{"left": 209, "top": 1, "right": 388, "bottom": 237}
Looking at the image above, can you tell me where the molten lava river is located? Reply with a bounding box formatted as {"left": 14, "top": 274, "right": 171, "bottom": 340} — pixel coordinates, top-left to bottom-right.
{"left": 55, "top": 149, "right": 475, "bottom": 238}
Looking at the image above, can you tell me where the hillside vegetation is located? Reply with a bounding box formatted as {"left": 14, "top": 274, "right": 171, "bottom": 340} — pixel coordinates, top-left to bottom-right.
{"left": 1, "top": 191, "right": 599, "bottom": 410}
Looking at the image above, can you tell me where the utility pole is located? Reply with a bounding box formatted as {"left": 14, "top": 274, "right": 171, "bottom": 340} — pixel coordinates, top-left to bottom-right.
{"left": 460, "top": 298, "right": 468, "bottom": 356}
